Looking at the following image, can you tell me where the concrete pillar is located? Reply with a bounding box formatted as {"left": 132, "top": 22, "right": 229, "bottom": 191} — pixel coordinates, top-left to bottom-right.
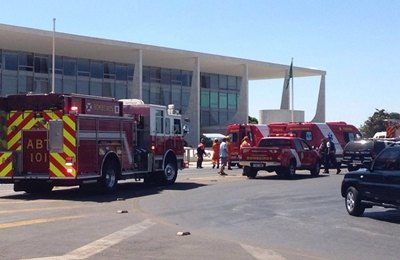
{"left": 311, "top": 74, "right": 326, "bottom": 122}
{"left": 280, "top": 70, "right": 290, "bottom": 110}
{"left": 182, "top": 57, "right": 200, "bottom": 147}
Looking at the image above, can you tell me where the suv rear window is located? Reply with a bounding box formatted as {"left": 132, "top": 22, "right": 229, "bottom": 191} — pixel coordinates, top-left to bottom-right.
{"left": 259, "top": 138, "right": 291, "bottom": 147}
{"left": 344, "top": 139, "right": 388, "bottom": 153}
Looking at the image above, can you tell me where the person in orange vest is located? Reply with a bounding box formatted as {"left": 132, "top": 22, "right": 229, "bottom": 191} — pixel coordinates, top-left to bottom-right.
{"left": 212, "top": 138, "right": 220, "bottom": 169}
{"left": 226, "top": 136, "right": 233, "bottom": 170}
{"left": 240, "top": 136, "right": 251, "bottom": 149}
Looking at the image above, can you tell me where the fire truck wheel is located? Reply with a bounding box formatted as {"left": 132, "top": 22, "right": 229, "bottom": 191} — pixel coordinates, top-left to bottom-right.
{"left": 245, "top": 167, "right": 257, "bottom": 179}
{"left": 310, "top": 161, "right": 321, "bottom": 177}
{"left": 100, "top": 160, "right": 118, "bottom": 192}
{"left": 285, "top": 161, "right": 296, "bottom": 179}
{"left": 158, "top": 162, "right": 178, "bottom": 185}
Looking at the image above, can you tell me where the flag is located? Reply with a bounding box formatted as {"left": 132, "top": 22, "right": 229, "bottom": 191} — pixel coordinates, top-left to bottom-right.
{"left": 285, "top": 60, "right": 293, "bottom": 89}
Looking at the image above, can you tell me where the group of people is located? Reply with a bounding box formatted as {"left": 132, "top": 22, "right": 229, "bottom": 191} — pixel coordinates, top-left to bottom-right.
{"left": 196, "top": 136, "right": 251, "bottom": 176}
{"left": 196, "top": 136, "right": 232, "bottom": 175}
{"left": 319, "top": 137, "right": 341, "bottom": 174}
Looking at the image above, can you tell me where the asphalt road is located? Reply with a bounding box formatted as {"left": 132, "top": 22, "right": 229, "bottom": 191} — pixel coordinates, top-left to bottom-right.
{"left": 1, "top": 164, "right": 400, "bottom": 260}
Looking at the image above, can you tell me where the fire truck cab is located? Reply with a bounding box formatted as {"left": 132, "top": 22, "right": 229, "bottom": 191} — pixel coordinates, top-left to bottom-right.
{"left": 0, "top": 93, "right": 186, "bottom": 193}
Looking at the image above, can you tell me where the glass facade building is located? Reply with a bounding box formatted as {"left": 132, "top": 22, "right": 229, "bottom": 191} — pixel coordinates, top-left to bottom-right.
{"left": 0, "top": 49, "right": 241, "bottom": 128}
{"left": 0, "top": 50, "right": 134, "bottom": 99}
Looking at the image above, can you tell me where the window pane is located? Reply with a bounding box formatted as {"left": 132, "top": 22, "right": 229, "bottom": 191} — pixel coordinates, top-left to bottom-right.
{"left": 201, "top": 90, "right": 210, "bottom": 108}
{"left": 115, "top": 82, "right": 127, "bottom": 99}
{"left": 228, "top": 76, "right": 237, "bottom": 90}
{"left": 77, "top": 79, "right": 89, "bottom": 95}
{"left": 201, "top": 110, "right": 210, "bottom": 126}
{"left": 219, "top": 111, "right": 228, "bottom": 124}
{"left": 4, "top": 52, "right": 18, "bottom": 70}
{"left": 102, "top": 81, "right": 113, "bottom": 97}
{"left": 150, "top": 83, "right": 161, "bottom": 104}
{"left": 161, "top": 69, "right": 170, "bottom": 84}
{"left": 143, "top": 66, "right": 150, "bottom": 83}
{"left": 150, "top": 67, "right": 161, "bottom": 83}
{"left": 219, "top": 92, "right": 227, "bottom": 109}
{"left": 116, "top": 65, "right": 127, "bottom": 81}
{"left": 201, "top": 73, "right": 210, "bottom": 88}
{"left": 161, "top": 83, "right": 171, "bottom": 106}
{"left": 181, "top": 87, "right": 190, "bottom": 113}
{"left": 210, "top": 74, "right": 218, "bottom": 89}
{"left": 34, "top": 56, "right": 49, "bottom": 73}
{"left": 91, "top": 61, "right": 103, "bottom": 79}
{"left": 104, "top": 62, "right": 115, "bottom": 79}
{"left": 210, "top": 91, "right": 218, "bottom": 108}
{"left": 18, "top": 53, "right": 34, "bottom": 71}
{"left": 142, "top": 82, "right": 150, "bottom": 103}
{"left": 127, "top": 65, "right": 134, "bottom": 81}
{"left": 34, "top": 77, "right": 49, "bottom": 93}
{"left": 181, "top": 70, "right": 192, "bottom": 87}
{"left": 211, "top": 110, "right": 219, "bottom": 125}
{"left": 171, "top": 85, "right": 182, "bottom": 108}
{"left": 228, "top": 93, "right": 237, "bottom": 109}
{"left": 18, "top": 74, "right": 34, "bottom": 93}
{"left": 1, "top": 74, "right": 18, "bottom": 94}
{"left": 219, "top": 75, "right": 227, "bottom": 89}
{"left": 63, "top": 78, "right": 76, "bottom": 94}
{"left": 63, "top": 58, "right": 76, "bottom": 76}
{"left": 77, "top": 59, "right": 90, "bottom": 76}
{"left": 171, "top": 69, "right": 181, "bottom": 85}
{"left": 90, "top": 80, "right": 102, "bottom": 96}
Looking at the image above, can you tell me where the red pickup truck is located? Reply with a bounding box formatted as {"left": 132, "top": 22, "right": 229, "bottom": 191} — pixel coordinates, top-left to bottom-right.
{"left": 239, "top": 136, "right": 321, "bottom": 179}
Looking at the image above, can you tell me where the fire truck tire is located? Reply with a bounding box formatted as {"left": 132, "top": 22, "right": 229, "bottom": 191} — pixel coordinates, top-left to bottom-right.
{"left": 99, "top": 160, "right": 118, "bottom": 192}
{"left": 158, "top": 162, "right": 178, "bottom": 185}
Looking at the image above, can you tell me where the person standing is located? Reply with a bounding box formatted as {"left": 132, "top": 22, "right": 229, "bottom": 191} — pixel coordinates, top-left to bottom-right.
{"left": 240, "top": 136, "right": 251, "bottom": 149}
{"left": 226, "top": 136, "right": 233, "bottom": 170}
{"left": 196, "top": 138, "right": 206, "bottom": 169}
{"left": 211, "top": 138, "right": 220, "bottom": 169}
{"left": 319, "top": 138, "right": 329, "bottom": 174}
{"left": 327, "top": 138, "right": 341, "bottom": 174}
{"left": 218, "top": 137, "right": 228, "bottom": 175}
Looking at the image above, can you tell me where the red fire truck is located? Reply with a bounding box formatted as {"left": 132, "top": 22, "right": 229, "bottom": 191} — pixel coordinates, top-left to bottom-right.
{"left": 226, "top": 124, "right": 269, "bottom": 167}
{"left": 268, "top": 121, "right": 362, "bottom": 161}
{"left": 0, "top": 93, "right": 186, "bottom": 193}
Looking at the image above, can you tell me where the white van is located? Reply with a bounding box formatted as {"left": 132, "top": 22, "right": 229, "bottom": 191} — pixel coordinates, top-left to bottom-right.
{"left": 373, "top": 131, "right": 387, "bottom": 139}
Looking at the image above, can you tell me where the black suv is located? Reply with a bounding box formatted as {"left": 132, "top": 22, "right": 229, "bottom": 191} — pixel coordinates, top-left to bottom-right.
{"left": 341, "top": 144, "right": 400, "bottom": 216}
{"left": 342, "top": 139, "right": 393, "bottom": 171}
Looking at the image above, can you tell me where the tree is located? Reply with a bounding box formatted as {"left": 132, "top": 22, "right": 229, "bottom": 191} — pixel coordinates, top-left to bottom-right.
{"left": 359, "top": 109, "right": 400, "bottom": 138}
{"left": 248, "top": 116, "right": 258, "bottom": 124}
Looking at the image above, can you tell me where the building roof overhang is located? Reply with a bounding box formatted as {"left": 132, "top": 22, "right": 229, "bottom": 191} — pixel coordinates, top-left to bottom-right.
{"left": 0, "top": 23, "right": 326, "bottom": 79}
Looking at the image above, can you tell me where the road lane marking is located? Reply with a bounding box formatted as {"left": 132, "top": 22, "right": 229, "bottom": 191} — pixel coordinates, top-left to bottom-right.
{"left": 23, "top": 219, "right": 155, "bottom": 260}
{"left": 240, "top": 243, "right": 286, "bottom": 260}
{"left": 0, "top": 205, "right": 86, "bottom": 214}
{"left": 0, "top": 215, "right": 85, "bottom": 229}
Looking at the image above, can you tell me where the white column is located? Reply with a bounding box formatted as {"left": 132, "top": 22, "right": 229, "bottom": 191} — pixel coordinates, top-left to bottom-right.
{"left": 311, "top": 74, "right": 326, "bottom": 122}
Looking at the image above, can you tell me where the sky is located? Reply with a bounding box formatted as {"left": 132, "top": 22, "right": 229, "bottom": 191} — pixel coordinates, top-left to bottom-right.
{"left": 1, "top": 0, "right": 399, "bottom": 128}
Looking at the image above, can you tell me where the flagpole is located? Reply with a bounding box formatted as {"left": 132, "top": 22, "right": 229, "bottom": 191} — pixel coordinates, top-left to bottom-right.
{"left": 51, "top": 18, "right": 56, "bottom": 93}
{"left": 290, "top": 58, "right": 294, "bottom": 122}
